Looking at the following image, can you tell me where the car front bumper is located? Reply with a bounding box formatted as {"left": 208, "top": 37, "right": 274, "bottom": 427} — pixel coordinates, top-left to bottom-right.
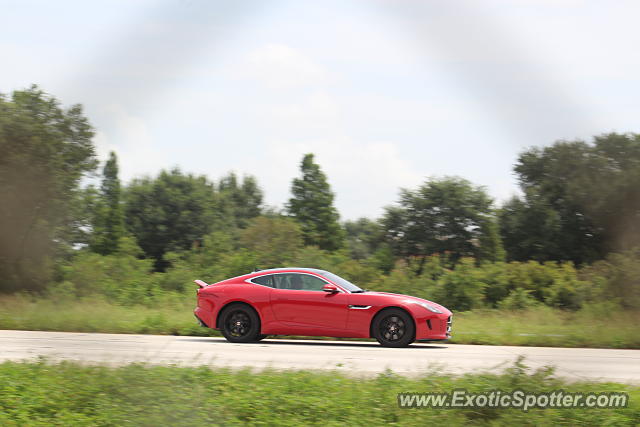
{"left": 414, "top": 313, "right": 452, "bottom": 341}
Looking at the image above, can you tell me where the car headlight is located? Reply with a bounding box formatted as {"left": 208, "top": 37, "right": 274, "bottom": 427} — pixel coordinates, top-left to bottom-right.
{"left": 415, "top": 302, "right": 443, "bottom": 314}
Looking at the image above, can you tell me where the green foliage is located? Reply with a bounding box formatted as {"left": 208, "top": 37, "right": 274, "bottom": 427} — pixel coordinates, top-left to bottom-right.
{"left": 498, "top": 288, "right": 539, "bottom": 310}
{"left": 90, "top": 151, "right": 125, "bottom": 255}
{"left": 477, "top": 214, "right": 506, "bottom": 262}
{"left": 0, "top": 86, "right": 96, "bottom": 292}
{"left": 0, "top": 360, "right": 637, "bottom": 426}
{"left": 124, "top": 169, "right": 263, "bottom": 271}
{"left": 369, "top": 257, "right": 589, "bottom": 311}
{"left": 486, "top": 261, "right": 585, "bottom": 310}
{"left": 61, "top": 236, "right": 156, "bottom": 305}
{"left": 344, "top": 217, "right": 385, "bottom": 260}
{"left": 370, "top": 260, "right": 433, "bottom": 300}
{"left": 330, "top": 258, "right": 382, "bottom": 289}
{"left": 499, "top": 191, "right": 563, "bottom": 262}
{"left": 475, "top": 262, "right": 511, "bottom": 307}
{"left": 433, "top": 258, "right": 487, "bottom": 311}
{"left": 240, "top": 215, "right": 303, "bottom": 268}
{"left": 287, "top": 153, "right": 345, "bottom": 251}
{"left": 368, "top": 243, "right": 396, "bottom": 274}
{"left": 124, "top": 169, "right": 222, "bottom": 270}
{"left": 164, "top": 230, "right": 241, "bottom": 285}
{"left": 580, "top": 248, "right": 640, "bottom": 310}
{"left": 383, "top": 177, "right": 500, "bottom": 270}
{"left": 498, "top": 261, "right": 586, "bottom": 309}
{"left": 217, "top": 172, "right": 263, "bottom": 228}
{"left": 504, "top": 133, "right": 640, "bottom": 264}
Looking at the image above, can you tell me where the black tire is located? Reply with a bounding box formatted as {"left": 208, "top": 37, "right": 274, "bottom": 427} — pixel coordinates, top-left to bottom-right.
{"left": 256, "top": 334, "right": 268, "bottom": 341}
{"left": 219, "top": 304, "right": 261, "bottom": 343}
{"left": 372, "top": 309, "right": 415, "bottom": 347}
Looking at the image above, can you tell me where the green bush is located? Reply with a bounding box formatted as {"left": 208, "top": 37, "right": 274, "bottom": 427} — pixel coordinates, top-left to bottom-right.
{"left": 433, "top": 258, "right": 487, "bottom": 311}
{"left": 60, "top": 239, "right": 156, "bottom": 305}
{"left": 36, "top": 232, "right": 640, "bottom": 316}
{"left": 498, "top": 288, "right": 539, "bottom": 310}
{"left": 0, "top": 359, "right": 637, "bottom": 426}
{"left": 581, "top": 248, "right": 640, "bottom": 310}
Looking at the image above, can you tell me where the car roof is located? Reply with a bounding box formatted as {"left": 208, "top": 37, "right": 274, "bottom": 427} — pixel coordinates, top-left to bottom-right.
{"left": 211, "top": 268, "right": 328, "bottom": 286}
{"left": 251, "top": 267, "right": 326, "bottom": 275}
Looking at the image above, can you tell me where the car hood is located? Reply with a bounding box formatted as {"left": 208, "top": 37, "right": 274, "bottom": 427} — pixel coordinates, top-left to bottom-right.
{"left": 354, "top": 291, "right": 450, "bottom": 314}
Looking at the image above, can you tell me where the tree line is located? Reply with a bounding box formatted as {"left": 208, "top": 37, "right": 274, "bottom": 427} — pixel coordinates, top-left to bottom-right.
{"left": 2, "top": 86, "right": 639, "bottom": 311}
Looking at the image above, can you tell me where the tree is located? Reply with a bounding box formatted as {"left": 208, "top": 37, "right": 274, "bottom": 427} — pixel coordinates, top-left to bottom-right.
{"left": 343, "top": 217, "right": 385, "bottom": 260}
{"left": 218, "top": 172, "right": 263, "bottom": 228}
{"left": 499, "top": 190, "right": 563, "bottom": 262}
{"left": 382, "top": 177, "right": 498, "bottom": 271}
{"left": 0, "top": 86, "right": 96, "bottom": 292}
{"left": 476, "top": 214, "right": 505, "bottom": 263}
{"left": 91, "top": 152, "right": 125, "bottom": 255}
{"left": 239, "top": 216, "right": 303, "bottom": 267}
{"left": 124, "top": 169, "right": 220, "bottom": 270}
{"left": 504, "top": 133, "right": 640, "bottom": 264}
{"left": 287, "top": 153, "right": 344, "bottom": 251}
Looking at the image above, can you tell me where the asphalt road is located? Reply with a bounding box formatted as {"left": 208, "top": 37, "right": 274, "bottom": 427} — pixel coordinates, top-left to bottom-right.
{"left": 1, "top": 330, "right": 639, "bottom": 384}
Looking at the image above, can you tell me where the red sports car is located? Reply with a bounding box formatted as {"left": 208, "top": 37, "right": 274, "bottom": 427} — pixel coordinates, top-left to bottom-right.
{"left": 194, "top": 267, "right": 452, "bottom": 347}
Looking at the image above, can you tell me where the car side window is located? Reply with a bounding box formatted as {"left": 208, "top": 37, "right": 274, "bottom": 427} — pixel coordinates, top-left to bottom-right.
{"left": 272, "top": 273, "right": 328, "bottom": 291}
{"left": 300, "top": 274, "right": 329, "bottom": 291}
{"left": 272, "top": 274, "right": 294, "bottom": 289}
{"left": 251, "top": 274, "right": 275, "bottom": 288}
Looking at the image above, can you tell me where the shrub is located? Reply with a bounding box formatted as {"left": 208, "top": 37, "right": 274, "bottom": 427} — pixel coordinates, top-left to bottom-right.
{"left": 581, "top": 248, "right": 640, "bottom": 310}
{"left": 433, "top": 258, "right": 487, "bottom": 311}
{"left": 498, "top": 288, "right": 539, "bottom": 310}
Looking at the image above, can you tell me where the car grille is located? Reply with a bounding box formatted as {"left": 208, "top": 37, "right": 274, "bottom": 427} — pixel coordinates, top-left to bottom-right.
{"left": 446, "top": 316, "right": 452, "bottom": 334}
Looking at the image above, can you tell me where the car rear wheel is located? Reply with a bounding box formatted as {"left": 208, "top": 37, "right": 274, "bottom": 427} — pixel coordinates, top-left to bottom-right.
{"left": 219, "top": 304, "right": 261, "bottom": 343}
{"left": 372, "top": 309, "right": 415, "bottom": 347}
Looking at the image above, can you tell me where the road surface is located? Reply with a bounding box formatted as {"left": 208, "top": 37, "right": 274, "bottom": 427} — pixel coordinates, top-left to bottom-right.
{"left": 1, "top": 330, "right": 639, "bottom": 383}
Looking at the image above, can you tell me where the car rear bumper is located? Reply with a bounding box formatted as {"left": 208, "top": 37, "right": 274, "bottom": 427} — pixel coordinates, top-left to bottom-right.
{"left": 194, "top": 307, "right": 215, "bottom": 329}
{"left": 194, "top": 313, "right": 207, "bottom": 328}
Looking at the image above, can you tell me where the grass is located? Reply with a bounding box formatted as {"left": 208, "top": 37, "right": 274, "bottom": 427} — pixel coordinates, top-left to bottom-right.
{"left": 1, "top": 294, "right": 639, "bottom": 348}
{"left": 450, "top": 306, "right": 640, "bottom": 349}
{"left": 0, "top": 294, "right": 216, "bottom": 337}
{"left": 0, "top": 358, "right": 637, "bottom": 426}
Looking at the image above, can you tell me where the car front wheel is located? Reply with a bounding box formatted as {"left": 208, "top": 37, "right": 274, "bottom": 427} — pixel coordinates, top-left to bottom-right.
{"left": 372, "top": 309, "right": 415, "bottom": 347}
{"left": 219, "top": 304, "right": 261, "bottom": 343}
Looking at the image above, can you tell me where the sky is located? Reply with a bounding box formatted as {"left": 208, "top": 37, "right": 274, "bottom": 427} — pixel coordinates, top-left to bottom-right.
{"left": 2, "top": 0, "right": 640, "bottom": 220}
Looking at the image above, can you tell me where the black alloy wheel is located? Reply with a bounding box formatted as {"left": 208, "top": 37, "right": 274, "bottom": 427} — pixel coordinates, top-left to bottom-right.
{"left": 373, "top": 309, "right": 415, "bottom": 347}
{"left": 219, "top": 304, "right": 261, "bottom": 343}
{"left": 228, "top": 311, "right": 251, "bottom": 337}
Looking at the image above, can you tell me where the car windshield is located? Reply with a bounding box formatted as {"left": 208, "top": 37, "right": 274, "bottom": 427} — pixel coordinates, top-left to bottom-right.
{"left": 318, "top": 271, "right": 364, "bottom": 293}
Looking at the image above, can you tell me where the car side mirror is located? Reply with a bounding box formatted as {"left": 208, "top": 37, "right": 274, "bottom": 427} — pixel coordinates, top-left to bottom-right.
{"left": 322, "top": 284, "right": 339, "bottom": 293}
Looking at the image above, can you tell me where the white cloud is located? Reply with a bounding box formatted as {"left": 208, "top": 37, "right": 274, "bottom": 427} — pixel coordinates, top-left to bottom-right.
{"left": 263, "top": 90, "right": 343, "bottom": 139}
{"left": 237, "top": 43, "right": 330, "bottom": 89}
{"left": 92, "top": 104, "right": 167, "bottom": 182}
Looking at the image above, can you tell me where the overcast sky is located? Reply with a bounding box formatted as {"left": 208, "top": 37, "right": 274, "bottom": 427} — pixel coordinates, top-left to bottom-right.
{"left": 2, "top": 0, "right": 640, "bottom": 220}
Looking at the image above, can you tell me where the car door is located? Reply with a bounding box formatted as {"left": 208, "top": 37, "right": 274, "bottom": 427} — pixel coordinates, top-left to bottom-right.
{"left": 269, "top": 273, "right": 349, "bottom": 333}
